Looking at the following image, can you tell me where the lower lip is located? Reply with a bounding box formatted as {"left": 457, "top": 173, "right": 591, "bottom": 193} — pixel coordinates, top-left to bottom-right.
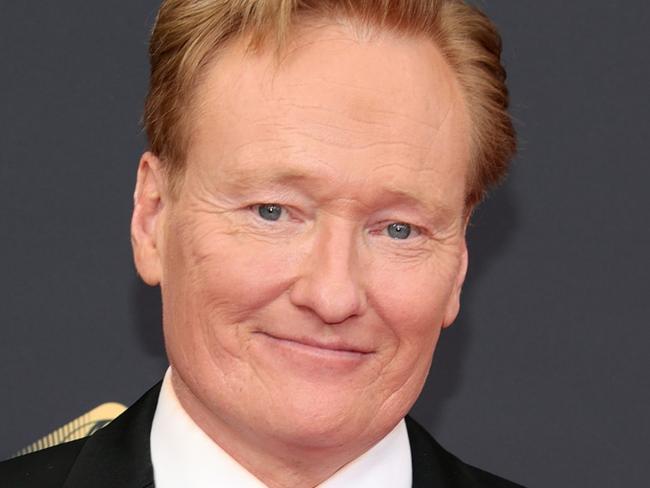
{"left": 254, "top": 333, "right": 370, "bottom": 367}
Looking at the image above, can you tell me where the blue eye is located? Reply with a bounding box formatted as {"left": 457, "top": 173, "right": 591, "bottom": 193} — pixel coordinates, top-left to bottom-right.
{"left": 387, "top": 222, "right": 412, "bottom": 239}
{"left": 257, "top": 204, "right": 283, "bottom": 221}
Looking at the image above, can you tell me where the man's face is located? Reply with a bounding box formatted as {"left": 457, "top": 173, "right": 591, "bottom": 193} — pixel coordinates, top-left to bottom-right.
{"left": 138, "top": 23, "right": 470, "bottom": 453}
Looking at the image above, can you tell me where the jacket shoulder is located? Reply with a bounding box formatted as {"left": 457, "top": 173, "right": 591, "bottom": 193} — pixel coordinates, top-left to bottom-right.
{"left": 406, "top": 416, "right": 526, "bottom": 488}
{"left": 0, "top": 439, "right": 86, "bottom": 488}
{"left": 0, "top": 382, "right": 161, "bottom": 488}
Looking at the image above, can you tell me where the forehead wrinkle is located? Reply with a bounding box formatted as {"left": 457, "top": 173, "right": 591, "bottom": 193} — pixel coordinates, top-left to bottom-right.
{"left": 284, "top": 79, "right": 391, "bottom": 96}
{"left": 240, "top": 103, "right": 445, "bottom": 156}
{"left": 283, "top": 129, "right": 433, "bottom": 152}
{"left": 269, "top": 98, "right": 446, "bottom": 133}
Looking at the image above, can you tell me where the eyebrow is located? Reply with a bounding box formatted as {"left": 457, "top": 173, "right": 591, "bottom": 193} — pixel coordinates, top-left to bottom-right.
{"left": 220, "top": 163, "right": 458, "bottom": 218}
{"left": 223, "top": 166, "right": 318, "bottom": 190}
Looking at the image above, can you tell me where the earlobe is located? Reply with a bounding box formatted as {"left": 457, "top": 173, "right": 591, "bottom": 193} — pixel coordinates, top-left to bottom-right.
{"left": 131, "top": 152, "right": 166, "bottom": 286}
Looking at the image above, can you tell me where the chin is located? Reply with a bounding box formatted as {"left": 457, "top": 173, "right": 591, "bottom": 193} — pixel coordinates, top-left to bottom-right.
{"left": 257, "top": 390, "right": 398, "bottom": 451}
{"left": 269, "top": 413, "right": 376, "bottom": 451}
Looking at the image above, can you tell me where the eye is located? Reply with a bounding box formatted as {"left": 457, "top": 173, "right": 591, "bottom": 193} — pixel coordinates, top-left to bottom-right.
{"left": 256, "top": 203, "right": 283, "bottom": 221}
{"left": 386, "top": 222, "right": 412, "bottom": 240}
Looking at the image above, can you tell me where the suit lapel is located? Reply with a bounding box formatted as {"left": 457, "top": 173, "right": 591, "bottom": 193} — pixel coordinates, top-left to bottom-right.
{"left": 407, "top": 416, "right": 456, "bottom": 488}
{"left": 62, "top": 382, "right": 162, "bottom": 488}
{"left": 409, "top": 414, "right": 493, "bottom": 488}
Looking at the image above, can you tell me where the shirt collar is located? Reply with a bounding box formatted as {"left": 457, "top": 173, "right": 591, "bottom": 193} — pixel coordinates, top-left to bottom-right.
{"left": 151, "top": 367, "right": 412, "bottom": 488}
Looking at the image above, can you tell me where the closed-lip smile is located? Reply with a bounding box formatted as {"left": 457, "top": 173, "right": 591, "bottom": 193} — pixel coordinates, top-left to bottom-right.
{"left": 256, "top": 331, "right": 374, "bottom": 356}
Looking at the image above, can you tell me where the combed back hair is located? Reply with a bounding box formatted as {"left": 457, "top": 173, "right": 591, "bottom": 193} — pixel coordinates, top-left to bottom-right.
{"left": 144, "top": 0, "right": 516, "bottom": 207}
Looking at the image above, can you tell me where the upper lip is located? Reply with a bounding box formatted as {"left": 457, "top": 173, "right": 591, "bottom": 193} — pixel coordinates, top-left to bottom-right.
{"left": 258, "top": 332, "right": 374, "bottom": 355}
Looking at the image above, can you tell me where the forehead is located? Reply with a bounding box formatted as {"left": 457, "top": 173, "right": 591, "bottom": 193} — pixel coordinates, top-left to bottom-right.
{"left": 186, "top": 22, "right": 471, "bottom": 209}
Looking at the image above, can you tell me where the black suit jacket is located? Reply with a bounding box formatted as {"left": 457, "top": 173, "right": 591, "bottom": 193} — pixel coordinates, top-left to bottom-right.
{"left": 0, "top": 383, "right": 525, "bottom": 487}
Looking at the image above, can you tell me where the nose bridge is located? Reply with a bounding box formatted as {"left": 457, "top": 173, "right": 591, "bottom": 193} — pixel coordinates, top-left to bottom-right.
{"left": 291, "top": 216, "right": 366, "bottom": 323}
{"left": 317, "top": 217, "right": 356, "bottom": 277}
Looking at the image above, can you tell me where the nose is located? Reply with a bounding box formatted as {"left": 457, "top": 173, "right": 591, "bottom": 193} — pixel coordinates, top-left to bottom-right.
{"left": 289, "top": 219, "right": 367, "bottom": 324}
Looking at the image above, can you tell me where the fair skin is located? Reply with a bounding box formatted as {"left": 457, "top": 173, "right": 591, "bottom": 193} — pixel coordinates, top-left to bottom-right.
{"left": 132, "top": 20, "right": 471, "bottom": 488}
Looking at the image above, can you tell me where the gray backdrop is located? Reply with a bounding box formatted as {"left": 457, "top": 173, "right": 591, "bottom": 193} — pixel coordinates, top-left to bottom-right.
{"left": 1, "top": 1, "right": 649, "bottom": 487}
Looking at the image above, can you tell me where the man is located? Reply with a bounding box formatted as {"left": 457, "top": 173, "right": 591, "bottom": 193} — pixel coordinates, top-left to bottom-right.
{"left": 0, "top": 0, "right": 522, "bottom": 486}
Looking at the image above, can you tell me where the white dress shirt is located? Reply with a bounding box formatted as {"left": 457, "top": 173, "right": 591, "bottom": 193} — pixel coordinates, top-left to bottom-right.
{"left": 151, "top": 368, "right": 412, "bottom": 488}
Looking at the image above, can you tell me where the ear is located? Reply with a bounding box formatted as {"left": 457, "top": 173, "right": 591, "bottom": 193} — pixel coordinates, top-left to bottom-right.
{"left": 131, "top": 152, "right": 166, "bottom": 286}
{"left": 442, "top": 233, "right": 469, "bottom": 329}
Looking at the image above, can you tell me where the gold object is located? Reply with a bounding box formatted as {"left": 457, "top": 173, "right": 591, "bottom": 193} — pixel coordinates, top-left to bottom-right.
{"left": 14, "top": 402, "right": 126, "bottom": 457}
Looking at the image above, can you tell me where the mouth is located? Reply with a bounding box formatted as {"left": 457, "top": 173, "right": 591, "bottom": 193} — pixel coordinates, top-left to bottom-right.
{"left": 254, "top": 331, "right": 374, "bottom": 358}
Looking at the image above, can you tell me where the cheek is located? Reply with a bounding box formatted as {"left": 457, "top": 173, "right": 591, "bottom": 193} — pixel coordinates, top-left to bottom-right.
{"left": 360, "top": 263, "right": 452, "bottom": 420}
{"left": 368, "top": 253, "right": 462, "bottom": 370}
{"left": 372, "top": 257, "right": 459, "bottom": 330}
{"left": 163, "top": 218, "right": 300, "bottom": 327}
